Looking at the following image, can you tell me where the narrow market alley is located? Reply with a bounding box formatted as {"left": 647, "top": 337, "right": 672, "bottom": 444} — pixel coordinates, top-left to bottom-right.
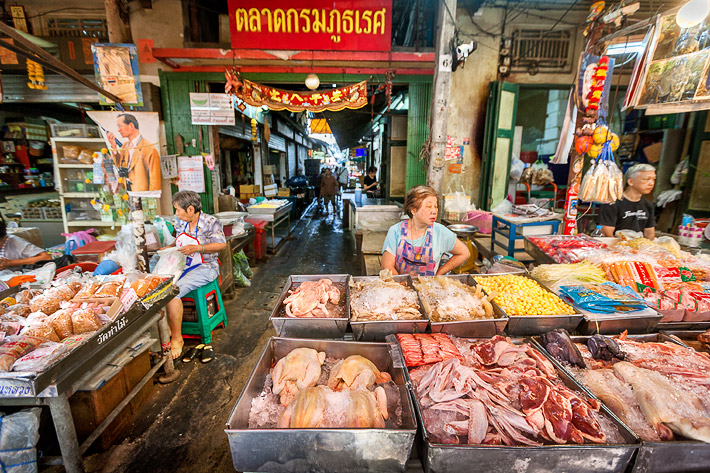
{"left": 87, "top": 208, "right": 359, "bottom": 473}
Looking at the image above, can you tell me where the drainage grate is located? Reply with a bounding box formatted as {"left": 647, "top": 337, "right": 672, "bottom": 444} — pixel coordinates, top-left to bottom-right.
{"left": 510, "top": 28, "right": 574, "bottom": 74}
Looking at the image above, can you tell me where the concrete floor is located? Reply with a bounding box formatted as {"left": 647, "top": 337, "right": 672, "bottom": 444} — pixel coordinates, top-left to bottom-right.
{"left": 85, "top": 207, "right": 359, "bottom": 473}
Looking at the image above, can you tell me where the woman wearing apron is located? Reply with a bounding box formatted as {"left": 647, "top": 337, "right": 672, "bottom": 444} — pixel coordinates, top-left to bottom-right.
{"left": 381, "top": 186, "right": 470, "bottom": 276}
{"left": 165, "top": 191, "right": 226, "bottom": 359}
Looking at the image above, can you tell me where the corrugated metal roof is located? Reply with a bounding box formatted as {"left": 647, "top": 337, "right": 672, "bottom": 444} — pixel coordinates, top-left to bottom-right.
{"left": 2, "top": 73, "right": 99, "bottom": 103}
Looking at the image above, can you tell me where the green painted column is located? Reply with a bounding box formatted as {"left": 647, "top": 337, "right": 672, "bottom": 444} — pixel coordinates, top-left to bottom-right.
{"left": 406, "top": 82, "right": 432, "bottom": 190}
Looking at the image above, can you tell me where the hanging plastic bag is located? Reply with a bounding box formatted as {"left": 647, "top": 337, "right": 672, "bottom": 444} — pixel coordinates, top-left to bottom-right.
{"left": 510, "top": 156, "right": 525, "bottom": 182}
{"left": 579, "top": 141, "right": 623, "bottom": 204}
{"left": 153, "top": 217, "right": 176, "bottom": 246}
{"left": 152, "top": 247, "right": 186, "bottom": 282}
{"left": 530, "top": 161, "right": 555, "bottom": 186}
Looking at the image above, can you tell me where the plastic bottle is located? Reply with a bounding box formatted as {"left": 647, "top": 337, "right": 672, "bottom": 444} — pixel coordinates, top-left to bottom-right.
{"left": 590, "top": 225, "right": 603, "bottom": 237}
{"left": 355, "top": 183, "right": 363, "bottom": 206}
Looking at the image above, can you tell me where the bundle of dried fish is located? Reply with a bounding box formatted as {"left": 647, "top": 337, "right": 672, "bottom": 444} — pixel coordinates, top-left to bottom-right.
{"left": 413, "top": 276, "right": 495, "bottom": 322}
{"left": 350, "top": 273, "right": 422, "bottom": 322}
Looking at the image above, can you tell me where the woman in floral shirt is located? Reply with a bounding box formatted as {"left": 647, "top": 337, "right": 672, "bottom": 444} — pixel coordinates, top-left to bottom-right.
{"left": 165, "top": 191, "right": 226, "bottom": 359}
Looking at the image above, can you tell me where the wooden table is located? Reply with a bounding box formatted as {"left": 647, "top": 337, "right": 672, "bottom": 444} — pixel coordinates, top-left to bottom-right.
{"left": 360, "top": 231, "right": 387, "bottom": 276}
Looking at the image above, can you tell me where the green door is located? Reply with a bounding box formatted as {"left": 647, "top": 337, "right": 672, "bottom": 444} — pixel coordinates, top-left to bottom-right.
{"left": 480, "top": 81, "right": 519, "bottom": 210}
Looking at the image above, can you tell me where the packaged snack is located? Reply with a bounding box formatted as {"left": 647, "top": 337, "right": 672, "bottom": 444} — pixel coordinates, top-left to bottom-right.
{"left": 0, "top": 321, "right": 21, "bottom": 336}
{"left": 47, "top": 309, "right": 75, "bottom": 340}
{"left": 29, "top": 295, "right": 61, "bottom": 316}
{"left": 0, "top": 297, "right": 16, "bottom": 308}
{"left": 74, "top": 281, "right": 101, "bottom": 300}
{"left": 0, "top": 336, "right": 44, "bottom": 371}
{"left": 6, "top": 304, "right": 31, "bottom": 319}
{"left": 12, "top": 342, "right": 67, "bottom": 372}
{"left": 21, "top": 323, "right": 60, "bottom": 343}
{"left": 16, "top": 289, "right": 42, "bottom": 305}
{"left": 62, "top": 145, "right": 80, "bottom": 160}
{"left": 71, "top": 309, "right": 102, "bottom": 334}
{"left": 94, "top": 278, "right": 125, "bottom": 298}
{"left": 77, "top": 149, "right": 93, "bottom": 165}
{"left": 130, "top": 276, "right": 162, "bottom": 298}
{"left": 559, "top": 282, "right": 648, "bottom": 313}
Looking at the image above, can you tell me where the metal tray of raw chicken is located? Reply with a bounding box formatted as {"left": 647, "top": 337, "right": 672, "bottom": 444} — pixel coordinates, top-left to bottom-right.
{"left": 270, "top": 275, "right": 350, "bottom": 339}
{"left": 473, "top": 273, "right": 584, "bottom": 336}
{"left": 349, "top": 275, "right": 429, "bottom": 342}
{"left": 225, "top": 337, "right": 417, "bottom": 473}
{"left": 412, "top": 274, "right": 508, "bottom": 338}
{"left": 396, "top": 335, "right": 639, "bottom": 473}
{"left": 532, "top": 332, "right": 710, "bottom": 473}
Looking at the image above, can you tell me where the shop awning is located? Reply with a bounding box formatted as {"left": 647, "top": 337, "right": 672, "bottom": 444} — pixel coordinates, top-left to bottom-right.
{"left": 324, "top": 92, "right": 389, "bottom": 149}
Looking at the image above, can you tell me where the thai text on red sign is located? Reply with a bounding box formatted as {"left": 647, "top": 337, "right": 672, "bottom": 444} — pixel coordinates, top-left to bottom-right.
{"left": 227, "top": 0, "right": 392, "bottom": 51}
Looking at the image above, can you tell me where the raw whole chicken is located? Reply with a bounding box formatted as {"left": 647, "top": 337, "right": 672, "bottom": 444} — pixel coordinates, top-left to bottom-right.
{"left": 277, "top": 385, "right": 389, "bottom": 428}
{"left": 327, "top": 355, "right": 392, "bottom": 391}
{"left": 283, "top": 279, "right": 341, "bottom": 318}
{"left": 271, "top": 348, "right": 326, "bottom": 406}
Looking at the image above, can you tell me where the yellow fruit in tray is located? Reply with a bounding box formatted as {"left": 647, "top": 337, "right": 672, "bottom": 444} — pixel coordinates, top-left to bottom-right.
{"left": 473, "top": 274, "right": 575, "bottom": 316}
{"left": 592, "top": 125, "right": 610, "bottom": 144}
{"left": 587, "top": 143, "right": 602, "bottom": 158}
{"left": 609, "top": 133, "right": 620, "bottom": 152}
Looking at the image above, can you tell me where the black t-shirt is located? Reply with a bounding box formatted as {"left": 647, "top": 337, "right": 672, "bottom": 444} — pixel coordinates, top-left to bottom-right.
{"left": 598, "top": 197, "right": 656, "bottom": 233}
{"left": 364, "top": 175, "right": 377, "bottom": 194}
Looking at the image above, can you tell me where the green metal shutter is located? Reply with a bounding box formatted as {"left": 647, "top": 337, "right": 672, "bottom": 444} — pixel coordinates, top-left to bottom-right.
{"left": 406, "top": 82, "right": 432, "bottom": 190}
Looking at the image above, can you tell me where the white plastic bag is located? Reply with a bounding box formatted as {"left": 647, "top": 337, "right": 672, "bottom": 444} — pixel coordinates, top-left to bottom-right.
{"left": 153, "top": 217, "right": 176, "bottom": 246}
{"left": 491, "top": 198, "right": 513, "bottom": 215}
{"left": 510, "top": 156, "right": 525, "bottom": 182}
{"left": 152, "top": 247, "right": 186, "bottom": 282}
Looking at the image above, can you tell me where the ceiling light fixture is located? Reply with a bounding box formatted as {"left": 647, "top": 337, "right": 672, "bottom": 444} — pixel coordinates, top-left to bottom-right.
{"left": 676, "top": 0, "right": 710, "bottom": 28}
{"left": 305, "top": 73, "right": 320, "bottom": 90}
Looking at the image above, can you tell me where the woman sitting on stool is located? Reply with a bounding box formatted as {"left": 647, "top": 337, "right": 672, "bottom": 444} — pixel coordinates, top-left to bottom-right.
{"left": 165, "top": 191, "right": 226, "bottom": 359}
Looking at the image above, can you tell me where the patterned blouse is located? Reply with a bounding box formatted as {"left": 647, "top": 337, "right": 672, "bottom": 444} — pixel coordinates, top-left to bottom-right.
{"left": 175, "top": 212, "right": 226, "bottom": 268}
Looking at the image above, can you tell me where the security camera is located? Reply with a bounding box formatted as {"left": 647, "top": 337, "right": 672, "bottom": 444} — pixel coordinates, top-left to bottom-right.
{"left": 456, "top": 41, "right": 477, "bottom": 60}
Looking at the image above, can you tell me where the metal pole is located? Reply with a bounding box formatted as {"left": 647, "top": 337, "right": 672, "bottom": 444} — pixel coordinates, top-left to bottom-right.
{"left": 426, "top": 0, "right": 457, "bottom": 203}
{"left": 48, "top": 395, "right": 85, "bottom": 473}
{"left": 157, "top": 309, "right": 179, "bottom": 383}
{"left": 130, "top": 197, "right": 149, "bottom": 272}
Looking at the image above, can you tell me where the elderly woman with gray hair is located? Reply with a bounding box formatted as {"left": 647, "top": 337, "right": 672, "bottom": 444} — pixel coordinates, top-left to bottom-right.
{"left": 163, "top": 191, "right": 226, "bottom": 359}
{"left": 599, "top": 163, "right": 657, "bottom": 240}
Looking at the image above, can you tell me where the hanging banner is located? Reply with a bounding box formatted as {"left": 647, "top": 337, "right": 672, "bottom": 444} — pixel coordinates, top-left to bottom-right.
{"left": 88, "top": 111, "right": 161, "bottom": 197}
{"left": 91, "top": 43, "right": 143, "bottom": 106}
{"left": 227, "top": 0, "right": 392, "bottom": 51}
{"left": 234, "top": 78, "right": 367, "bottom": 112}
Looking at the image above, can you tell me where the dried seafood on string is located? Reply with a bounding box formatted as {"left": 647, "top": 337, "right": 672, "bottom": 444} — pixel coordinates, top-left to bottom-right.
{"left": 350, "top": 272, "right": 422, "bottom": 322}
{"left": 413, "top": 276, "right": 495, "bottom": 322}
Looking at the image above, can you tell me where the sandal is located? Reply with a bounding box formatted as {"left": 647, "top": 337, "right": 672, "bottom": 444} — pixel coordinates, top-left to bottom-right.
{"left": 182, "top": 344, "right": 204, "bottom": 363}
{"left": 201, "top": 345, "right": 214, "bottom": 363}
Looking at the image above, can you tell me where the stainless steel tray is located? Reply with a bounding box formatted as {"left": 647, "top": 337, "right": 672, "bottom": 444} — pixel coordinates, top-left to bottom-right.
{"left": 270, "top": 275, "right": 350, "bottom": 339}
{"left": 523, "top": 236, "right": 557, "bottom": 264}
{"left": 532, "top": 334, "right": 710, "bottom": 473}
{"left": 577, "top": 312, "right": 663, "bottom": 335}
{"left": 412, "top": 274, "right": 508, "bottom": 338}
{"left": 402, "top": 337, "right": 639, "bottom": 473}
{"left": 247, "top": 202, "right": 289, "bottom": 214}
{"left": 473, "top": 273, "right": 584, "bottom": 336}
{"left": 350, "top": 275, "right": 429, "bottom": 341}
{"left": 225, "top": 337, "right": 417, "bottom": 473}
{"left": 656, "top": 321, "right": 710, "bottom": 331}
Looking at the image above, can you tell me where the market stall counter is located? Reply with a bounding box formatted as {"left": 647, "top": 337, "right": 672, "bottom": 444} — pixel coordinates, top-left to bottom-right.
{"left": 247, "top": 200, "right": 293, "bottom": 252}
{"left": 0, "top": 280, "right": 177, "bottom": 473}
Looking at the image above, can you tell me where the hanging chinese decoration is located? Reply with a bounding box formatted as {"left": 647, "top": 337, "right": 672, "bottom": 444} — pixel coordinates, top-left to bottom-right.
{"left": 26, "top": 59, "right": 47, "bottom": 90}
{"left": 225, "top": 69, "right": 367, "bottom": 112}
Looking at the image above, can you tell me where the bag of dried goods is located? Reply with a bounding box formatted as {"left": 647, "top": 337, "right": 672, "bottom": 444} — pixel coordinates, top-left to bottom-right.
{"left": 0, "top": 336, "right": 44, "bottom": 371}
{"left": 129, "top": 276, "right": 162, "bottom": 298}
{"left": 74, "top": 281, "right": 101, "bottom": 299}
{"left": 28, "top": 295, "right": 61, "bottom": 316}
{"left": 6, "top": 304, "right": 31, "bottom": 319}
{"left": 0, "top": 321, "right": 20, "bottom": 336}
{"left": 21, "top": 322, "right": 60, "bottom": 343}
{"left": 94, "top": 278, "right": 125, "bottom": 298}
{"left": 12, "top": 341, "right": 67, "bottom": 373}
{"left": 47, "top": 309, "right": 74, "bottom": 340}
{"left": 71, "top": 309, "right": 102, "bottom": 334}
{"left": 15, "top": 289, "right": 42, "bottom": 305}
{"left": 47, "top": 284, "right": 75, "bottom": 302}
{"left": 579, "top": 141, "right": 623, "bottom": 204}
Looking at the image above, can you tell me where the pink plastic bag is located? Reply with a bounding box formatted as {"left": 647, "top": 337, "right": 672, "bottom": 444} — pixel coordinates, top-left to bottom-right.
{"left": 61, "top": 229, "right": 97, "bottom": 254}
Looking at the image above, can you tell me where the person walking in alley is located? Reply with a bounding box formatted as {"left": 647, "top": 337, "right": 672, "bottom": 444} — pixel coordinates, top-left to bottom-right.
{"left": 320, "top": 168, "right": 340, "bottom": 215}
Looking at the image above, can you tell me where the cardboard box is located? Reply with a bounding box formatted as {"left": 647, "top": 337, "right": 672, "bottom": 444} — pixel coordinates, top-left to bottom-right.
{"left": 218, "top": 195, "right": 237, "bottom": 212}
{"left": 278, "top": 188, "right": 290, "bottom": 197}
{"left": 239, "top": 184, "right": 253, "bottom": 194}
{"left": 264, "top": 184, "right": 278, "bottom": 197}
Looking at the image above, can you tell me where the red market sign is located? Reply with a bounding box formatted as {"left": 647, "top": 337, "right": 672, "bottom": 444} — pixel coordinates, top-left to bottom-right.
{"left": 227, "top": 0, "right": 392, "bottom": 51}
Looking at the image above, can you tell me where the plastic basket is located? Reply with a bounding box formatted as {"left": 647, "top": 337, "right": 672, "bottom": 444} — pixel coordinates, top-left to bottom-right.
{"left": 465, "top": 210, "right": 493, "bottom": 234}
